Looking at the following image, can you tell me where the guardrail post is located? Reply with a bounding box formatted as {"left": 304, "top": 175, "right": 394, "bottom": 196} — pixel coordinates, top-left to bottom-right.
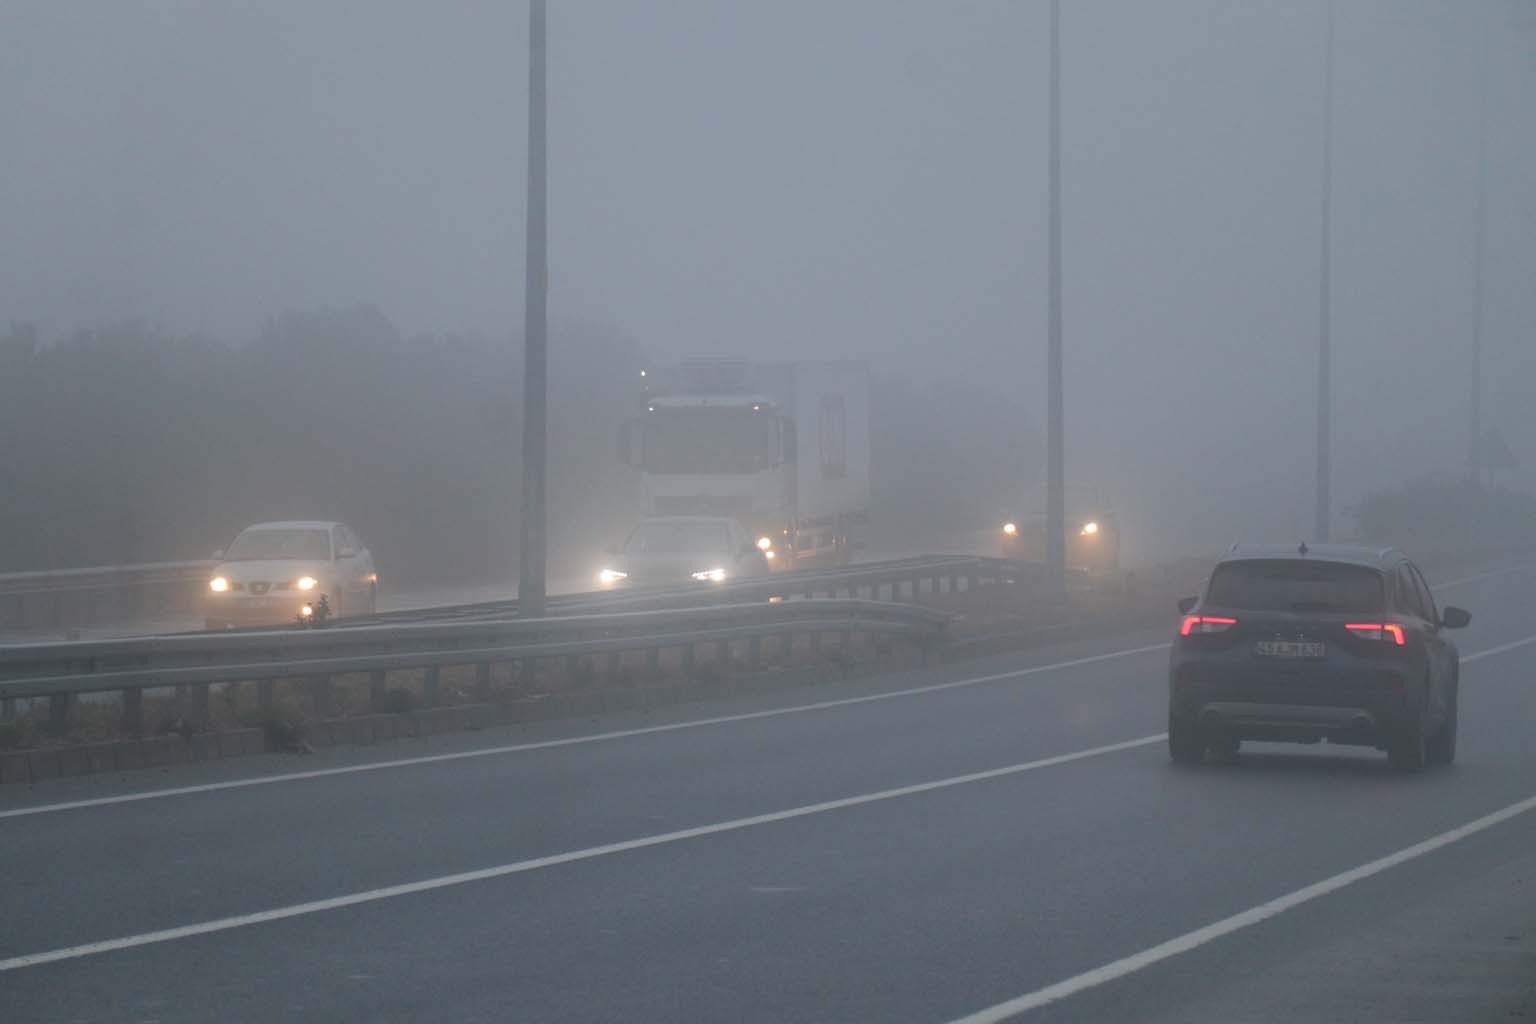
{"left": 748, "top": 634, "right": 762, "bottom": 669}
{"left": 476, "top": 661, "right": 492, "bottom": 701}
{"left": 423, "top": 665, "right": 440, "bottom": 706}
{"left": 369, "top": 669, "right": 387, "bottom": 713}
{"left": 123, "top": 688, "right": 143, "bottom": 735}
{"left": 177, "top": 683, "right": 209, "bottom": 728}
{"left": 778, "top": 630, "right": 793, "bottom": 663}
{"left": 49, "top": 693, "right": 71, "bottom": 734}
{"left": 310, "top": 675, "right": 333, "bottom": 719}
{"left": 257, "top": 679, "right": 274, "bottom": 712}
{"left": 681, "top": 643, "right": 695, "bottom": 677}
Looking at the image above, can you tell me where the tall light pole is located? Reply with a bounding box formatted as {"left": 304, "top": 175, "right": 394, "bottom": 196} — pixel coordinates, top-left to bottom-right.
{"left": 1045, "top": 0, "right": 1066, "bottom": 586}
{"left": 518, "top": 0, "right": 549, "bottom": 616}
{"left": 1469, "top": 10, "right": 1489, "bottom": 488}
{"left": 1314, "top": 0, "right": 1335, "bottom": 543}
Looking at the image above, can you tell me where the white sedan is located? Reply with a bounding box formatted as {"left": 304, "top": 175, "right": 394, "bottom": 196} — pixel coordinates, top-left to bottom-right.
{"left": 205, "top": 521, "right": 377, "bottom": 628}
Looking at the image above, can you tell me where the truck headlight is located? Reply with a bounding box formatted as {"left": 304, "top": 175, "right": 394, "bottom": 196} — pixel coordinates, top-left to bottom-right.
{"left": 598, "top": 568, "right": 627, "bottom": 585}
{"left": 1080, "top": 521, "right": 1100, "bottom": 536}
{"left": 691, "top": 568, "right": 727, "bottom": 582}
{"left": 209, "top": 576, "right": 229, "bottom": 592}
{"left": 298, "top": 576, "right": 317, "bottom": 590}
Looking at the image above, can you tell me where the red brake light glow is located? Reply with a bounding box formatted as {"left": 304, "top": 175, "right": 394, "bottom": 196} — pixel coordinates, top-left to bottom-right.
{"left": 1345, "top": 623, "right": 1407, "bottom": 646}
{"left": 1180, "top": 615, "right": 1237, "bottom": 636}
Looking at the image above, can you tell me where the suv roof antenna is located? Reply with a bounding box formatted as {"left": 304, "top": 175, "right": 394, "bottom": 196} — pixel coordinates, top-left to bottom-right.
{"left": 1298, "top": 541, "right": 1310, "bottom": 556}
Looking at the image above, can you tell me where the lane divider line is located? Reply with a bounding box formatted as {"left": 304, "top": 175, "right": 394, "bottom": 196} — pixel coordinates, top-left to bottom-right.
{"left": 0, "top": 643, "right": 1172, "bottom": 821}
{"left": 0, "top": 734, "right": 1168, "bottom": 972}
{"left": 1433, "top": 563, "right": 1536, "bottom": 590}
{"left": 943, "top": 790, "right": 1536, "bottom": 1023}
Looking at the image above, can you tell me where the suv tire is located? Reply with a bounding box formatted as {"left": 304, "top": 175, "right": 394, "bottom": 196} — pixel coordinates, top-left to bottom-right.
{"left": 1388, "top": 713, "right": 1428, "bottom": 772}
{"left": 1426, "top": 685, "right": 1458, "bottom": 766}
{"left": 1169, "top": 716, "right": 1205, "bottom": 765}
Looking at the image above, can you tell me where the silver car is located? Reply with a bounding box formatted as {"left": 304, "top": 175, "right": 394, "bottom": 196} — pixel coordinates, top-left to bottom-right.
{"left": 205, "top": 521, "right": 377, "bottom": 628}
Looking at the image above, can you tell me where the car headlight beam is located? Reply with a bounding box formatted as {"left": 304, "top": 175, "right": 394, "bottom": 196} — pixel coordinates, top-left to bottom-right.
{"left": 298, "top": 576, "right": 317, "bottom": 590}
{"left": 209, "top": 576, "right": 229, "bottom": 592}
{"left": 1080, "top": 521, "right": 1100, "bottom": 536}
{"left": 691, "top": 568, "right": 727, "bottom": 582}
{"left": 598, "top": 568, "right": 628, "bottom": 585}
{"left": 1002, "top": 522, "right": 1018, "bottom": 537}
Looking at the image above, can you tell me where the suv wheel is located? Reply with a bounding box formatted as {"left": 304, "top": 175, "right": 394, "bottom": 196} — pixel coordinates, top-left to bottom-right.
{"left": 1169, "top": 715, "right": 1205, "bottom": 765}
{"left": 1387, "top": 714, "right": 1428, "bottom": 772}
{"left": 1426, "top": 685, "right": 1458, "bottom": 766}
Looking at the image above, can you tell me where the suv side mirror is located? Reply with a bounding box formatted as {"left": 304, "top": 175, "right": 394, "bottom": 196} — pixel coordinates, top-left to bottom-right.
{"left": 1177, "top": 596, "right": 1197, "bottom": 615}
{"left": 1440, "top": 606, "right": 1471, "bottom": 629}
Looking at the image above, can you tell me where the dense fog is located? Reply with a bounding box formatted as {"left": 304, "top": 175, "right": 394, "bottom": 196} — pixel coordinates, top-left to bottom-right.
{"left": 2, "top": 1, "right": 1532, "bottom": 582}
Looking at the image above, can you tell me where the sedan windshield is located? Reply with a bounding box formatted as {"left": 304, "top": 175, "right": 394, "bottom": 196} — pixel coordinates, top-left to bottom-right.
{"left": 624, "top": 521, "right": 730, "bottom": 555}
{"left": 224, "top": 529, "right": 331, "bottom": 562}
{"left": 1207, "top": 560, "right": 1384, "bottom": 613}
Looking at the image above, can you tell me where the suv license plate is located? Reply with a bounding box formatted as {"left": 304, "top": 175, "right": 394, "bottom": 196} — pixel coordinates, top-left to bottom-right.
{"left": 1255, "top": 640, "right": 1326, "bottom": 659}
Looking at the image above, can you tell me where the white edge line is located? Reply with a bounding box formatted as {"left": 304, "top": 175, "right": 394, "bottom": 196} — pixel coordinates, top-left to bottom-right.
{"left": 1433, "top": 563, "right": 1536, "bottom": 590}
{"left": 0, "top": 642, "right": 1172, "bottom": 820}
{"left": 0, "top": 734, "right": 1167, "bottom": 972}
{"left": 945, "top": 790, "right": 1536, "bottom": 1023}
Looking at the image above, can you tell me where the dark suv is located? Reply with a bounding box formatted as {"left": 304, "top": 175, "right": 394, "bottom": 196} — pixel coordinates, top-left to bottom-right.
{"left": 1168, "top": 544, "right": 1470, "bottom": 771}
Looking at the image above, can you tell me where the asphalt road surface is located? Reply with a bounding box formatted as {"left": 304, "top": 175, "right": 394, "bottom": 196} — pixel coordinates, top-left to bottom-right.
{"left": 3, "top": 561, "right": 1535, "bottom": 1022}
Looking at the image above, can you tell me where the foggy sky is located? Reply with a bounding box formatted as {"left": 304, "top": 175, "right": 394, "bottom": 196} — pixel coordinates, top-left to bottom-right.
{"left": 3, "top": 1, "right": 1533, "bottom": 558}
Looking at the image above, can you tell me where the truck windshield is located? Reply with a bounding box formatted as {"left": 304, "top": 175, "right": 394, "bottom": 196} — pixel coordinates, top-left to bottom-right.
{"left": 642, "top": 409, "right": 777, "bottom": 474}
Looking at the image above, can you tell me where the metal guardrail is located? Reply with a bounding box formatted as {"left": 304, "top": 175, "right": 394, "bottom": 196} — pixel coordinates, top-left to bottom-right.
{"left": 349, "top": 555, "right": 1048, "bottom": 626}
{"left": 0, "top": 560, "right": 215, "bottom": 632}
{"left": 0, "top": 599, "right": 951, "bottom": 735}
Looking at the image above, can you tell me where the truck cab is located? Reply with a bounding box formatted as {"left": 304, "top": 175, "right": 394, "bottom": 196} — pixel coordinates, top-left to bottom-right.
{"left": 619, "top": 360, "right": 869, "bottom": 569}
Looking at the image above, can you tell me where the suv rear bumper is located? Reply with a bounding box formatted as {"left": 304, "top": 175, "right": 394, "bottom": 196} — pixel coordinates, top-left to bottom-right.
{"left": 1170, "top": 663, "right": 1423, "bottom": 748}
{"left": 1194, "top": 701, "right": 1383, "bottom": 745}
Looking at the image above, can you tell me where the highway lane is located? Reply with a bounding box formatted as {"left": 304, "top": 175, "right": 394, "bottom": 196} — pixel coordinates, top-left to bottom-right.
{"left": 1, "top": 562, "right": 1534, "bottom": 1021}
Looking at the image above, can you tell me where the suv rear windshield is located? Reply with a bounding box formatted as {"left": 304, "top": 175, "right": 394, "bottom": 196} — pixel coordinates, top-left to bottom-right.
{"left": 1206, "top": 559, "right": 1384, "bottom": 613}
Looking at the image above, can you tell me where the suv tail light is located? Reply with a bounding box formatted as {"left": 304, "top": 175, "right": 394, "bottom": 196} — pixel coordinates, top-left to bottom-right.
{"left": 1345, "top": 623, "right": 1407, "bottom": 646}
{"left": 1180, "top": 615, "right": 1237, "bottom": 636}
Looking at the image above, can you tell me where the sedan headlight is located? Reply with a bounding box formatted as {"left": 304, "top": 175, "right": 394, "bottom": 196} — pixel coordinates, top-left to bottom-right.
{"left": 209, "top": 576, "right": 229, "bottom": 593}
{"left": 297, "top": 576, "right": 318, "bottom": 590}
{"left": 691, "top": 568, "right": 727, "bottom": 582}
{"left": 1080, "top": 521, "right": 1100, "bottom": 536}
{"left": 598, "top": 568, "right": 628, "bottom": 585}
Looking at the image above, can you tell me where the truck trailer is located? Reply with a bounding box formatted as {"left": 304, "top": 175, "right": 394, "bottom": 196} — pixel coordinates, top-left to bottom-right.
{"left": 619, "top": 359, "right": 870, "bottom": 569}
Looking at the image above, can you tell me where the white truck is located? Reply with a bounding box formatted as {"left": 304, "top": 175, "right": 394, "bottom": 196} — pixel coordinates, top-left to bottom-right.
{"left": 619, "top": 359, "right": 870, "bottom": 569}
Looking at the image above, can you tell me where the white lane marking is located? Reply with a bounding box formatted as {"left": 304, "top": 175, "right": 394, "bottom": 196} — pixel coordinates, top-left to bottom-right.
{"left": 944, "top": 791, "right": 1536, "bottom": 1024}
{"left": 0, "top": 643, "right": 1172, "bottom": 821}
{"left": 1433, "top": 563, "right": 1536, "bottom": 590}
{"left": 1461, "top": 634, "right": 1536, "bottom": 663}
{"left": 0, "top": 734, "right": 1167, "bottom": 972}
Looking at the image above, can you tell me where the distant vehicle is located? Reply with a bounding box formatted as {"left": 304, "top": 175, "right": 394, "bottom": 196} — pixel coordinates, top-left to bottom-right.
{"left": 205, "top": 521, "right": 377, "bottom": 628}
{"left": 619, "top": 359, "right": 870, "bottom": 569}
{"left": 1000, "top": 487, "right": 1120, "bottom": 574}
{"left": 1168, "top": 543, "right": 1469, "bottom": 771}
{"left": 596, "top": 516, "right": 771, "bottom": 589}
